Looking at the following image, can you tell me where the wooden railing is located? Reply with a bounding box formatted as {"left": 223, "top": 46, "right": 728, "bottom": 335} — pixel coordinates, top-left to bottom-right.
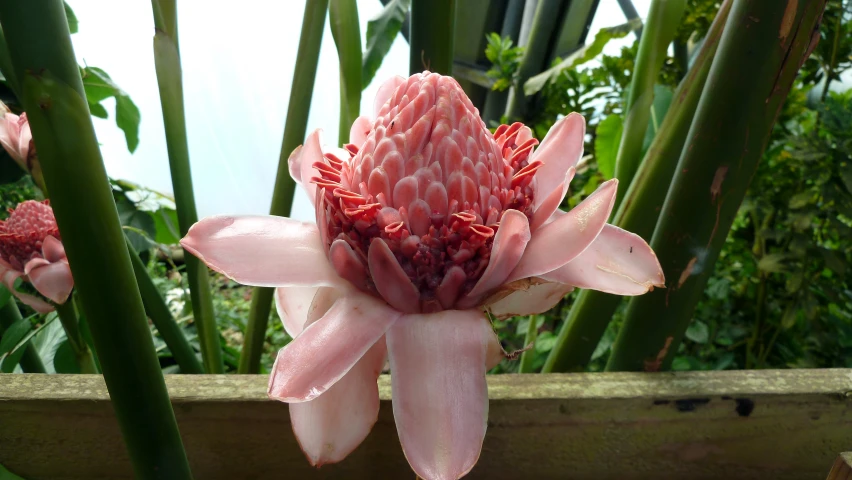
{"left": 1, "top": 369, "right": 851, "bottom": 479}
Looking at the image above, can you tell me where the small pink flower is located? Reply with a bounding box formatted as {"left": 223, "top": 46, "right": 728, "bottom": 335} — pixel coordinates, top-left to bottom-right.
{"left": 181, "top": 72, "right": 664, "bottom": 479}
{"left": 0, "top": 200, "right": 74, "bottom": 313}
{"left": 0, "top": 108, "right": 44, "bottom": 189}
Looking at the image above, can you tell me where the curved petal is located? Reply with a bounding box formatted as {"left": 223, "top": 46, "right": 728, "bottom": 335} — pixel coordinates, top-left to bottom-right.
{"left": 287, "top": 145, "right": 304, "bottom": 184}
{"left": 268, "top": 291, "right": 401, "bottom": 402}
{"left": 18, "top": 121, "right": 31, "bottom": 162}
{"left": 462, "top": 210, "right": 531, "bottom": 303}
{"left": 508, "top": 179, "right": 617, "bottom": 282}
{"left": 530, "top": 166, "right": 575, "bottom": 232}
{"left": 387, "top": 309, "right": 492, "bottom": 480}
{"left": 180, "top": 215, "right": 341, "bottom": 288}
{"left": 349, "top": 115, "right": 373, "bottom": 147}
{"left": 1, "top": 267, "right": 54, "bottom": 314}
{"left": 41, "top": 235, "right": 66, "bottom": 263}
{"left": 530, "top": 113, "right": 585, "bottom": 209}
{"left": 299, "top": 129, "right": 326, "bottom": 204}
{"left": 290, "top": 338, "right": 386, "bottom": 466}
{"left": 374, "top": 75, "right": 406, "bottom": 118}
{"left": 485, "top": 280, "right": 573, "bottom": 319}
{"left": 367, "top": 238, "right": 420, "bottom": 313}
{"left": 540, "top": 224, "right": 665, "bottom": 295}
{"left": 26, "top": 261, "right": 73, "bottom": 304}
{"left": 275, "top": 286, "right": 319, "bottom": 337}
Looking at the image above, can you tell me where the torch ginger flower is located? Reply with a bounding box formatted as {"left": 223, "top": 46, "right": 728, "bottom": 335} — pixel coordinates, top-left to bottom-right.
{"left": 181, "top": 72, "right": 664, "bottom": 479}
{"left": 0, "top": 200, "right": 73, "bottom": 313}
{"left": 0, "top": 106, "right": 44, "bottom": 190}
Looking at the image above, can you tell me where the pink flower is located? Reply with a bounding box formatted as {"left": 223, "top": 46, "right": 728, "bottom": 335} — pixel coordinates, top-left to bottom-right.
{"left": 0, "top": 108, "right": 44, "bottom": 189}
{"left": 181, "top": 72, "right": 664, "bottom": 479}
{"left": 0, "top": 200, "right": 74, "bottom": 313}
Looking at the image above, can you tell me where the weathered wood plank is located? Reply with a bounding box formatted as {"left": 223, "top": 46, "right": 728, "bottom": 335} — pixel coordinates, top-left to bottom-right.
{"left": 826, "top": 453, "right": 852, "bottom": 480}
{"left": 1, "top": 369, "right": 850, "bottom": 479}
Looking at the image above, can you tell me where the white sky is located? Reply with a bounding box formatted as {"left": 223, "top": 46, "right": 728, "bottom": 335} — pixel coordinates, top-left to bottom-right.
{"left": 68, "top": 0, "right": 651, "bottom": 222}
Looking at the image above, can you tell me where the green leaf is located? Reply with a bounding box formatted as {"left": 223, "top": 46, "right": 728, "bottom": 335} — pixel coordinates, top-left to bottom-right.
{"left": 524, "top": 18, "right": 642, "bottom": 96}
{"left": 53, "top": 339, "right": 80, "bottom": 373}
{"left": 0, "top": 285, "right": 11, "bottom": 310}
{"left": 362, "top": 0, "right": 410, "bottom": 88}
{"left": 757, "top": 253, "right": 788, "bottom": 273}
{"left": 81, "top": 66, "right": 140, "bottom": 153}
{"left": 0, "top": 318, "right": 31, "bottom": 356}
{"left": 153, "top": 208, "right": 181, "bottom": 244}
{"left": 788, "top": 191, "right": 811, "bottom": 209}
{"left": 595, "top": 115, "right": 623, "bottom": 179}
{"left": 684, "top": 320, "right": 709, "bottom": 344}
{"left": 642, "top": 84, "right": 674, "bottom": 153}
{"left": 840, "top": 161, "right": 852, "bottom": 194}
{"left": 64, "top": 2, "right": 78, "bottom": 34}
{"left": 31, "top": 315, "right": 65, "bottom": 374}
{"left": 116, "top": 199, "right": 157, "bottom": 252}
{"left": 535, "top": 330, "right": 556, "bottom": 353}
{"left": 591, "top": 327, "right": 616, "bottom": 361}
{"left": 781, "top": 304, "right": 799, "bottom": 330}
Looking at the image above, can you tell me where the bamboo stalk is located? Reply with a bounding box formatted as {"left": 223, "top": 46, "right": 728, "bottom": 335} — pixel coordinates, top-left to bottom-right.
{"left": 0, "top": 1, "right": 193, "bottom": 477}
{"left": 0, "top": 299, "right": 45, "bottom": 373}
{"left": 542, "top": 0, "right": 732, "bottom": 373}
{"left": 612, "top": 0, "right": 686, "bottom": 211}
{"left": 517, "top": 315, "right": 538, "bottom": 373}
{"left": 238, "top": 0, "right": 328, "bottom": 374}
{"left": 606, "top": 0, "right": 826, "bottom": 372}
{"left": 54, "top": 300, "right": 98, "bottom": 374}
{"left": 409, "top": 0, "right": 455, "bottom": 75}
{"left": 150, "top": 0, "right": 223, "bottom": 373}
{"left": 127, "top": 237, "right": 203, "bottom": 374}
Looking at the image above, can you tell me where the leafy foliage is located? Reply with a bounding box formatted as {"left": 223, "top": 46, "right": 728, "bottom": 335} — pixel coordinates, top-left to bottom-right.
{"left": 484, "top": 33, "right": 524, "bottom": 92}
{"left": 363, "top": 0, "right": 411, "bottom": 87}
{"left": 80, "top": 66, "right": 141, "bottom": 153}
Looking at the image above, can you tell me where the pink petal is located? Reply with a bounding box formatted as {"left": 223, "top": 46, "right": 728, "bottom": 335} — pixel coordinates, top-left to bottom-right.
{"left": 387, "top": 310, "right": 492, "bottom": 480}
{"left": 0, "top": 267, "right": 54, "bottom": 314}
{"left": 26, "top": 260, "right": 73, "bottom": 304}
{"left": 463, "top": 210, "right": 531, "bottom": 303}
{"left": 508, "top": 179, "right": 618, "bottom": 282}
{"left": 18, "top": 120, "right": 31, "bottom": 161}
{"left": 299, "top": 130, "right": 325, "bottom": 204}
{"left": 268, "top": 291, "right": 401, "bottom": 402}
{"left": 180, "top": 215, "right": 341, "bottom": 288}
{"left": 485, "top": 280, "right": 573, "bottom": 319}
{"left": 540, "top": 224, "right": 665, "bottom": 295}
{"left": 275, "top": 286, "right": 322, "bottom": 337}
{"left": 290, "top": 338, "right": 386, "bottom": 466}
{"left": 349, "top": 115, "right": 373, "bottom": 147}
{"left": 41, "top": 235, "right": 66, "bottom": 263}
{"left": 374, "top": 75, "right": 406, "bottom": 117}
{"left": 367, "top": 238, "right": 420, "bottom": 313}
{"left": 530, "top": 166, "right": 575, "bottom": 232}
{"left": 530, "top": 113, "right": 585, "bottom": 209}
{"left": 287, "top": 145, "right": 304, "bottom": 184}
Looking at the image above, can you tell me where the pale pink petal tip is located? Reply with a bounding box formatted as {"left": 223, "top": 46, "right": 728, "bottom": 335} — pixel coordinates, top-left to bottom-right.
{"left": 289, "top": 339, "right": 386, "bottom": 466}
{"left": 268, "top": 291, "right": 400, "bottom": 402}
{"left": 387, "top": 310, "right": 492, "bottom": 480}
{"left": 1, "top": 268, "right": 54, "bottom": 314}
{"left": 485, "top": 280, "right": 573, "bottom": 319}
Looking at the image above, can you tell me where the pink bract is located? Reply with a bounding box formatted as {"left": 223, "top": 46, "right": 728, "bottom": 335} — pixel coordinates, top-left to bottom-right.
{"left": 181, "top": 72, "right": 664, "bottom": 480}
{"left": 0, "top": 200, "right": 74, "bottom": 313}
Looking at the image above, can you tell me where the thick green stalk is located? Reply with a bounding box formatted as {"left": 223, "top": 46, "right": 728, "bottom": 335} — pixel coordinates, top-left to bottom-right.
{"left": 239, "top": 0, "right": 328, "bottom": 374}
{"left": 54, "top": 300, "right": 98, "bottom": 373}
{"left": 0, "top": 300, "right": 45, "bottom": 373}
{"left": 0, "top": 1, "right": 193, "bottom": 478}
{"left": 329, "top": 0, "right": 361, "bottom": 146}
{"left": 150, "top": 0, "right": 223, "bottom": 373}
{"left": 127, "top": 238, "right": 203, "bottom": 374}
{"left": 612, "top": 0, "right": 686, "bottom": 210}
{"left": 409, "top": 0, "right": 455, "bottom": 75}
{"left": 543, "top": 0, "right": 731, "bottom": 373}
{"left": 606, "top": 0, "right": 826, "bottom": 372}
{"left": 504, "top": 0, "right": 563, "bottom": 121}
{"left": 517, "top": 315, "right": 538, "bottom": 373}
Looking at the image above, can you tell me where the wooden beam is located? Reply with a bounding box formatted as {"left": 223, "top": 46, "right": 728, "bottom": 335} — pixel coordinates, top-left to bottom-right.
{"left": 827, "top": 453, "right": 852, "bottom": 480}
{"left": 1, "top": 369, "right": 851, "bottom": 479}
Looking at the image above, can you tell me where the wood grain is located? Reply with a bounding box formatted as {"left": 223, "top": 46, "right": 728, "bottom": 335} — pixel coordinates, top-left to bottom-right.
{"left": 1, "top": 369, "right": 851, "bottom": 479}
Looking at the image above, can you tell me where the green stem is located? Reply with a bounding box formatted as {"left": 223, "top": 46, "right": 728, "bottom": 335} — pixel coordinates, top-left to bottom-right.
{"left": 673, "top": 38, "right": 689, "bottom": 80}
{"left": 239, "top": 0, "right": 328, "bottom": 374}
{"left": 150, "top": 0, "right": 223, "bottom": 373}
{"left": 542, "top": 0, "right": 732, "bottom": 373}
{"left": 0, "top": 2, "right": 193, "bottom": 477}
{"left": 54, "top": 299, "right": 98, "bottom": 373}
{"left": 517, "top": 315, "right": 538, "bottom": 373}
{"left": 409, "top": 0, "right": 455, "bottom": 75}
{"left": 127, "top": 237, "right": 203, "bottom": 374}
{"left": 605, "top": 0, "right": 827, "bottom": 372}
{"left": 612, "top": 0, "right": 686, "bottom": 211}
{"left": 746, "top": 273, "right": 768, "bottom": 369}
{"left": 329, "top": 0, "right": 361, "bottom": 146}
{"left": 819, "top": 0, "right": 843, "bottom": 103}
{"left": 504, "top": 0, "right": 562, "bottom": 121}
{"left": 0, "top": 300, "right": 45, "bottom": 373}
